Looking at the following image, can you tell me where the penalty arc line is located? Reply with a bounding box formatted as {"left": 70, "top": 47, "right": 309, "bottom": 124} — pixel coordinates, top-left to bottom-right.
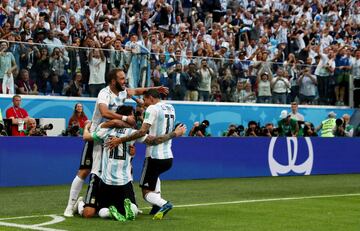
{"left": 0, "top": 215, "right": 67, "bottom": 231}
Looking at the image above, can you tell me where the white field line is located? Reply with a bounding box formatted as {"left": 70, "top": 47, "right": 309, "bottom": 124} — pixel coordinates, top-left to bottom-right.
{"left": 0, "top": 192, "right": 359, "bottom": 230}
{"left": 0, "top": 215, "right": 66, "bottom": 231}
{"left": 172, "top": 192, "right": 360, "bottom": 208}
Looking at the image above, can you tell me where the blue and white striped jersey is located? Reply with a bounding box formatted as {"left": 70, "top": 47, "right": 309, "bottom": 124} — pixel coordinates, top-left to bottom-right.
{"left": 143, "top": 102, "right": 175, "bottom": 159}
{"left": 93, "top": 126, "right": 147, "bottom": 186}
{"left": 90, "top": 86, "right": 127, "bottom": 132}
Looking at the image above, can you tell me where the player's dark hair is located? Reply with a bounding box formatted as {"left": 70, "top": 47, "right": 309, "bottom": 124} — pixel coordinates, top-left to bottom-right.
{"left": 116, "top": 105, "right": 134, "bottom": 116}
{"left": 144, "top": 89, "right": 160, "bottom": 99}
{"left": 106, "top": 68, "right": 124, "bottom": 83}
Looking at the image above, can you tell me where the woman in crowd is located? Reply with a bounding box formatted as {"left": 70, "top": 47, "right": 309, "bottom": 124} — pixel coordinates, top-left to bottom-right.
{"left": 64, "top": 72, "right": 84, "bottom": 97}
{"left": 68, "top": 103, "right": 88, "bottom": 136}
{"left": 256, "top": 72, "right": 272, "bottom": 103}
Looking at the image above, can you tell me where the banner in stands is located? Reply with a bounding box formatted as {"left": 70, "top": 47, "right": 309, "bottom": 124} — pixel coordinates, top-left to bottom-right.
{"left": 0, "top": 137, "right": 359, "bottom": 187}
{"left": 0, "top": 95, "right": 355, "bottom": 136}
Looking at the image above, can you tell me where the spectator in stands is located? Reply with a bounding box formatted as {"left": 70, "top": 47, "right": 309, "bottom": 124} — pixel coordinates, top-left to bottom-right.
{"left": 44, "top": 31, "right": 63, "bottom": 54}
{"left": 168, "top": 63, "right": 188, "bottom": 100}
{"left": 283, "top": 53, "right": 299, "bottom": 103}
{"left": 256, "top": 72, "right": 272, "bottom": 103}
{"left": 6, "top": 95, "right": 29, "bottom": 136}
{"left": 64, "top": 72, "right": 84, "bottom": 97}
{"left": 277, "top": 110, "right": 299, "bottom": 137}
{"left": 297, "top": 67, "right": 318, "bottom": 105}
{"left": 271, "top": 68, "right": 290, "bottom": 104}
{"left": 198, "top": 59, "right": 214, "bottom": 101}
{"left": 110, "top": 39, "right": 127, "bottom": 71}
{"left": 32, "top": 47, "right": 50, "bottom": 86}
{"left": 48, "top": 73, "right": 63, "bottom": 96}
{"left": 0, "top": 41, "right": 17, "bottom": 94}
{"left": 16, "top": 68, "right": 38, "bottom": 95}
{"left": 314, "top": 46, "right": 335, "bottom": 105}
{"left": 209, "top": 82, "right": 222, "bottom": 102}
{"left": 68, "top": 103, "right": 89, "bottom": 136}
{"left": 49, "top": 47, "right": 69, "bottom": 90}
{"left": 334, "top": 46, "right": 351, "bottom": 106}
{"left": 1, "top": 0, "right": 359, "bottom": 108}
{"left": 232, "top": 80, "right": 245, "bottom": 103}
{"left": 88, "top": 47, "right": 106, "bottom": 97}
{"left": 7, "top": 34, "right": 21, "bottom": 70}
{"left": 242, "top": 82, "right": 256, "bottom": 103}
{"left": 351, "top": 49, "right": 360, "bottom": 108}
{"left": 184, "top": 62, "right": 200, "bottom": 101}
{"left": 67, "top": 37, "right": 89, "bottom": 87}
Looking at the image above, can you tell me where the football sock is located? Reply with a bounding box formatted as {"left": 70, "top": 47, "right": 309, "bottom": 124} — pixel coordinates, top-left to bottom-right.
{"left": 78, "top": 201, "right": 85, "bottom": 216}
{"left": 130, "top": 203, "right": 139, "bottom": 216}
{"left": 67, "top": 176, "right": 84, "bottom": 207}
{"left": 99, "top": 208, "right": 110, "bottom": 218}
{"left": 144, "top": 192, "right": 167, "bottom": 208}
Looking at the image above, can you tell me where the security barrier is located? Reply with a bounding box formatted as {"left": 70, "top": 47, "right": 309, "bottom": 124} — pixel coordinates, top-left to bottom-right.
{"left": 1, "top": 137, "right": 359, "bottom": 187}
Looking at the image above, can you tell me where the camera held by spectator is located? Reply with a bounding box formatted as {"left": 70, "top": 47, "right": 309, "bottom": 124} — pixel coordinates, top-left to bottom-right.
{"left": 26, "top": 118, "right": 52, "bottom": 136}
{"left": 0, "top": 122, "right": 7, "bottom": 136}
{"left": 334, "top": 118, "right": 346, "bottom": 137}
{"left": 189, "top": 120, "right": 210, "bottom": 137}
{"left": 62, "top": 124, "right": 80, "bottom": 136}
{"left": 245, "top": 121, "right": 260, "bottom": 137}
{"left": 303, "top": 122, "right": 318, "bottom": 137}
{"left": 223, "top": 124, "right": 239, "bottom": 137}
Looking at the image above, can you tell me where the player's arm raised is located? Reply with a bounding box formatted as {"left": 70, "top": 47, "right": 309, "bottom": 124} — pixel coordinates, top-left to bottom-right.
{"left": 127, "top": 86, "right": 169, "bottom": 96}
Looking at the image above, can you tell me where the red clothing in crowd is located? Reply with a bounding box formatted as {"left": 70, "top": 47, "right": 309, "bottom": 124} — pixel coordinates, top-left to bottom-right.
{"left": 6, "top": 107, "right": 29, "bottom": 136}
{"left": 68, "top": 114, "right": 88, "bottom": 129}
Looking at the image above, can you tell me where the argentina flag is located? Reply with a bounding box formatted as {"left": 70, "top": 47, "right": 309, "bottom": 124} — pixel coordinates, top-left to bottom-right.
{"left": 127, "top": 44, "right": 151, "bottom": 88}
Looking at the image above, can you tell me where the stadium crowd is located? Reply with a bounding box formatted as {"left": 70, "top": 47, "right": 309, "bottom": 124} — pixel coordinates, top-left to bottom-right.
{"left": 0, "top": 0, "right": 359, "bottom": 107}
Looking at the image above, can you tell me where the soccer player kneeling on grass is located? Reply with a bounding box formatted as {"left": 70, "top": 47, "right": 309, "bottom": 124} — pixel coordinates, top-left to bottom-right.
{"left": 75, "top": 105, "right": 186, "bottom": 221}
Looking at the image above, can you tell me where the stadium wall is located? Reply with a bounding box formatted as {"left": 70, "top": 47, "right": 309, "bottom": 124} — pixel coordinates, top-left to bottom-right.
{"left": 1, "top": 137, "right": 360, "bottom": 187}
{"left": 0, "top": 95, "right": 355, "bottom": 136}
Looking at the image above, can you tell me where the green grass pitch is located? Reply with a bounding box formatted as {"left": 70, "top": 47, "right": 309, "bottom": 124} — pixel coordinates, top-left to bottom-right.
{"left": 1, "top": 174, "right": 360, "bottom": 231}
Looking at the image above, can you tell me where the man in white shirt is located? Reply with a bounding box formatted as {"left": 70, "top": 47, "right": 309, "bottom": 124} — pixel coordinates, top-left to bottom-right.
{"left": 289, "top": 102, "right": 305, "bottom": 122}
{"left": 271, "top": 69, "right": 290, "bottom": 104}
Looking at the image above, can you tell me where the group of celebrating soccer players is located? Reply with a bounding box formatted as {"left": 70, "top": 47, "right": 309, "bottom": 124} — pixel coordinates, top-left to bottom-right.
{"left": 63, "top": 68, "right": 186, "bottom": 221}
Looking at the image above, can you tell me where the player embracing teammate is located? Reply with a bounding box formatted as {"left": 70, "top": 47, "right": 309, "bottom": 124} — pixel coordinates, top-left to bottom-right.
{"left": 64, "top": 69, "right": 184, "bottom": 221}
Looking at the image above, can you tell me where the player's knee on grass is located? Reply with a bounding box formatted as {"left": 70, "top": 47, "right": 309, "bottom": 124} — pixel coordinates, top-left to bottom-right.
{"left": 83, "top": 207, "right": 96, "bottom": 218}
{"left": 77, "top": 169, "right": 90, "bottom": 179}
{"left": 98, "top": 208, "right": 110, "bottom": 219}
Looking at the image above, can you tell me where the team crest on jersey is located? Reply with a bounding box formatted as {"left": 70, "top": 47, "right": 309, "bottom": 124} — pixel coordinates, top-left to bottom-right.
{"left": 85, "top": 159, "right": 91, "bottom": 165}
{"left": 144, "top": 112, "right": 150, "bottom": 119}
